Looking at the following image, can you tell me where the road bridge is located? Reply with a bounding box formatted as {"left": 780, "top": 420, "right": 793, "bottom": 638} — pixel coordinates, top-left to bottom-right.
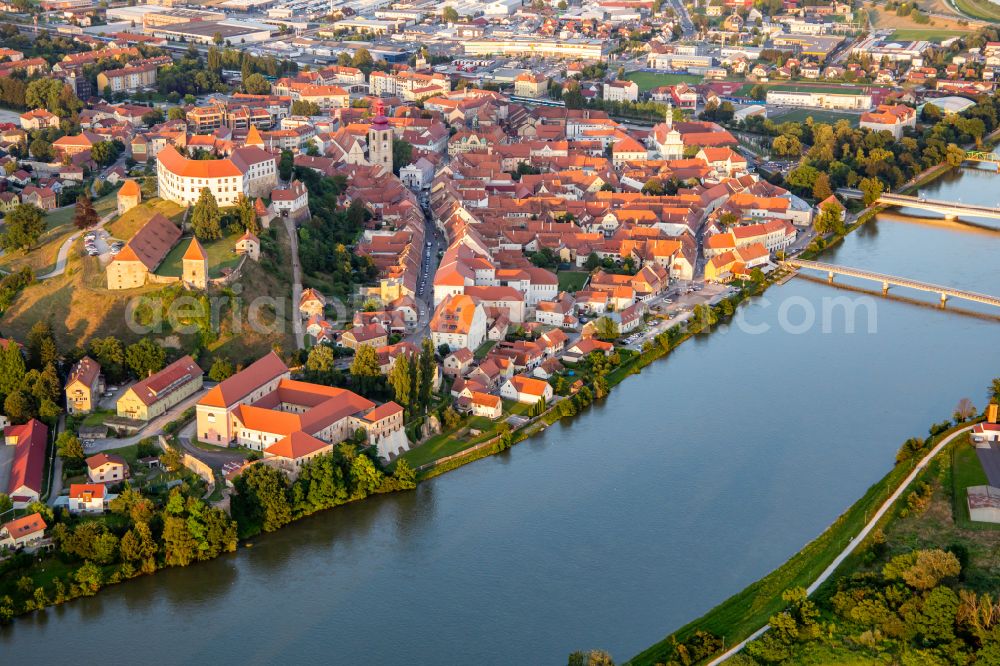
{"left": 783, "top": 259, "right": 1000, "bottom": 308}
{"left": 876, "top": 193, "right": 1000, "bottom": 221}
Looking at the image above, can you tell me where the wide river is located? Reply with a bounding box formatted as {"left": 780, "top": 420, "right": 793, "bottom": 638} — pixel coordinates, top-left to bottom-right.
{"left": 3, "top": 169, "right": 1000, "bottom": 665}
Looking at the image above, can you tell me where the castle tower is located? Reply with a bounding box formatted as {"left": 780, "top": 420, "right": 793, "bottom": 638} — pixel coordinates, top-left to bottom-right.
{"left": 368, "top": 99, "right": 393, "bottom": 174}
{"left": 182, "top": 237, "right": 208, "bottom": 290}
{"left": 245, "top": 124, "right": 265, "bottom": 149}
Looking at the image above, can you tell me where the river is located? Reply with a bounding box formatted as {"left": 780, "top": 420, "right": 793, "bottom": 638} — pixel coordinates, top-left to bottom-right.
{"left": 3, "top": 169, "right": 1000, "bottom": 665}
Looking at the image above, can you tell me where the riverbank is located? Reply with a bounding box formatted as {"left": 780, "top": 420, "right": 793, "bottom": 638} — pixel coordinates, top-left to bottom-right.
{"left": 629, "top": 419, "right": 982, "bottom": 666}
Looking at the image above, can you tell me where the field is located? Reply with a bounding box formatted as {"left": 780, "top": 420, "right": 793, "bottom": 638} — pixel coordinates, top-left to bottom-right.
{"left": 0, "top": 228, "right": 293, "bottom": 366}
{"left": 865, "top": 2, "right": 972, "bottom": 32}
{"left": 557, "top": 270, "right": 589, "bottom": 292}
{"left": 157, "top": 230, "right": 244, "bottom": 279}
{"left": 0, "top": 192, "right": 118, "bottom": 275}
{"left": 889, "top": 28, "right": 967, "bottom": 42}
{"left": 770, "top": 108, "right": 861, "bottom": 127}
{"left": 950, "top": 0, "right": 1000, "bottom": 21}
{"left": 624, "top": 71, "right": 703, "bottom": 92}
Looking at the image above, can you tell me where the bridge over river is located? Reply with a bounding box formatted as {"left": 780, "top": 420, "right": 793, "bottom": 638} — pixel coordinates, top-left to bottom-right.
{"left": 782, "top": 259, "right": 1000, "bottom": 308}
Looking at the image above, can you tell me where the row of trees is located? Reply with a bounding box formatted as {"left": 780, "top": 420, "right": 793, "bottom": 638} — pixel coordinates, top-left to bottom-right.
{"left": 768, "top": 92, "right": 1000, "bottom": 204}
{"left": 231, "top": 444, "right": 416, "bottom": 538}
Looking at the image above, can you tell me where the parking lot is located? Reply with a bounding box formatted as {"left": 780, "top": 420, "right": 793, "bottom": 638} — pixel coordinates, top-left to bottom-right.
{"left": 84, "top": 228, "right": 123, "bottom": 263}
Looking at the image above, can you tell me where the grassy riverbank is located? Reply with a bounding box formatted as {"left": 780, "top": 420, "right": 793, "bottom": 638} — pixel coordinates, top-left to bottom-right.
{"left": 628, "top": 422, "right": 974, "bottom": 665}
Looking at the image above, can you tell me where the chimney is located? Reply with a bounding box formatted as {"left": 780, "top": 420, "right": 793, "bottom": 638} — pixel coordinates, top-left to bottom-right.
{"left": 989, "top": 401, "right": 999, "bottom": 424}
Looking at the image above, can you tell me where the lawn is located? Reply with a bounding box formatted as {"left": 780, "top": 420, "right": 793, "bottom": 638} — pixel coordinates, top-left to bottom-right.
{"left": 624, "top": 71, "right": 703, "bottom": 92}
{"left": 156, "top": 230, "right": 243, "bottom": 279}
{"left": 557, "top": 270, "right": 589, "bottom": 292}
{"left": 950, "top": 442, "right": 1000, "bottom": 530}
{"left": 771, "top": 108, "right": 860, "bottom": 127}
{"left": 889, "top": 28, "right": 967, "bottom": 42}
{"left": 106, "top": 198, "right": 184, "bottom": 241}
{"left": 474, "top": 340, "right": 496, "bottom": 360}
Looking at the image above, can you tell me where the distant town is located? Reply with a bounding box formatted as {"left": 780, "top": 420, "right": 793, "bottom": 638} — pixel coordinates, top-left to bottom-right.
{"left": 0, "top": 0, "right": 998, "bottom": 661}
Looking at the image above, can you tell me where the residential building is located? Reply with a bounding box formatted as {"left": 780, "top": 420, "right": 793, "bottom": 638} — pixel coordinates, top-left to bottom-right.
{"left": 116, "top": 355, "right": 204, "bottom": 422}
{"left": 0, "top": 513, "right": 46, "bottom": 551}
{"left": 65, "top": 356, "right": 104, "bottom": 415}
{"left": 499, "top": 374, "right": 553, "bottom": 405}
{"left": 19, "top": 109, "right": 59, "bottom": 131}
{"left": 97, "top": 61, "right": 158, "bottom": 93}
{"left": 603, "top": 80, "right": 639, "bottom": 103}
{"left": 430, "top": 293, "right": 488, "bottom": 352}
{"left": 68, "top": 483, "right": 107, "bottom": 514}
{"left": 86, "top": 453, "right": 128, "bottom": 484}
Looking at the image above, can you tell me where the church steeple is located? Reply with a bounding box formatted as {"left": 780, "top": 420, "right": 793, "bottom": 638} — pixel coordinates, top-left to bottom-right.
{"left": 666, "top": 101, "right": 673, "bottom": 130}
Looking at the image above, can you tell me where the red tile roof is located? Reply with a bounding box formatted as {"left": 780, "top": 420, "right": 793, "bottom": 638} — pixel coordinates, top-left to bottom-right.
{"left": 5, "top": 419, "right": 47, "bottom": 497}
{"left": 127, "top": 355, "right": 203, "bottom": 407}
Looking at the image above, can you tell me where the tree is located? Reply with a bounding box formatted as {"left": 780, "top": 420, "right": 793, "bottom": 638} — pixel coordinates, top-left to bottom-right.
{"left": 1, "top": 204, "right": 45, "bottom": 252}
{"left": 305, "top": 344, "right": 337, "bottom": 384}
{"left": 119, "top": 521, "right": 157, "bottom": 572}
{"left": 208, "top": 357, "right": 234, "bottom": 382}
{"left": 159, "top": 446, "right": 183, "bottom": 472}
{"left": 167, "top": 107, "right": 186, "bottom": 121}
{"left": 25, "top": 79, "right": 79, "bottom": 117}
{"left": 392, "top": 138, "right": 413, "bottom": 175}
{"left": 29, "top": 138, "right": 52, "bottom": 161}
{"left": 418, "top": 338, "right": 436, "bottom": 410}
{"left": 56, "top": 432, "right": 84, "bottom": 465}
{"left": 883, "top": 548, "right": 961, "bottom": 591}
{"left": 141, "top": 108, "right": 164, "bottom": 127}
{"left": 243, "top": 73, "right": 270, "bottom": 94}
{"left": 593, "top": 316, "right": 620, "bottom": 341}
{"left": 989, "top": 377, "right": 1000, "bottom": 403}
{"left": 350, "top": 344, "right": 381, "bottom": 394}
{"left": 641, "top": 178, "right": 664, "bottom": 195}
{"left": 278, "top": 149, "right": 293, "bottom": 181}
{"left": 190, "top": 188, "right": 223, "bottom": 240}
{"left": 859, "top": 176, "right": 884, "bottom": 206}
{"left": 4, "top": 390, "right": 32, "bottom": 423}
{"left": 290, "top": 100, "right": 320, "bottom": 116}
{"left": 812, "top": 172, "right": 833, "bottom": 201}
{"left": 90, "top": 141, "right": 120, "bottom": 167}
{"left": 89, "top": 336, "right": 126, "bottom": 383}
{"left": 72, "top": 194, "right": 99, "bottom": 230}
{"left": 557, "top": 0, "right": 567, "bottom": 7}
{"left": 814, "top": 202, "right": 845, "bottom": 236}
{"left": 954, "top": 397, "right": 976, "bottom": 423}
{"left": 351, "top": 48, "right": 373, "bottom": 69}
{"left": 388, "top": 352, "right": 413, "bottom": 410}
{"left": 233, "top": 463, "right": 292, "bottom": 534}
{"left": 125, "top": 338, "right": 166, "bottom": 378}
{"left": 0, "top": 493, "right": 12, "bottom": 517}
{"left": 233, "top": 193, "right": 260, "bottom": 236}
{"left": 442, "top": 5, "right": 459, "bottom": 22}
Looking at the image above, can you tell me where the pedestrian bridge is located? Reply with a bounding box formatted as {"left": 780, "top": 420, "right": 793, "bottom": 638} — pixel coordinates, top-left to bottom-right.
{"left": 782, "top": 259, "right": 1000, "bottom": 308}
{"left": 877, "top": 193, "right": 1000, "bottom": 221}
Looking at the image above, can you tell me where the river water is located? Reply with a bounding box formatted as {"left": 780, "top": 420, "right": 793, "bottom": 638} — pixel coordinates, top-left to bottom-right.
{"left": 3, "top": 169, "right": 1000, "bottom": 665}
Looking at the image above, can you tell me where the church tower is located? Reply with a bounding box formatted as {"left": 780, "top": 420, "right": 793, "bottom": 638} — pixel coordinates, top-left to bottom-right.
{"left": 660, "top": 101, "right": 684, "bottom": 160}
{"left": 368, "top": 99, "right": 393, "bottom": 174}
{"left": 182, "top": 237, "right": 208, "bottom": 290}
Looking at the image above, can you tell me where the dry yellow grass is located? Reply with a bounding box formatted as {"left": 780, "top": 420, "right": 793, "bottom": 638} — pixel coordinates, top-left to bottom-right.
{"left": 0, "top": 239, "right": 293, "bottom": 362}
{"left": 865, "top": 2, "right": 971, "bottom": 30}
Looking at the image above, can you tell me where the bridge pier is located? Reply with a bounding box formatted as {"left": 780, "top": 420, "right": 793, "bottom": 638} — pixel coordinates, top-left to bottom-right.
{"left": 828, "top": 271, "right": 835, "bottom": 284}
{"left": 882, "top": 281, "right": 889, "bottom": 296}
{"left": 940, "top": 292, "right": 948, "bottom": 307}
{"left": 945, "top": 214, "right": 957, "bottom": 221}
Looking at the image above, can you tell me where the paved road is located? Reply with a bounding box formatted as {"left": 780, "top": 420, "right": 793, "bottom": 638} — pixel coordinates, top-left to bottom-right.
{"left": 84, "top": 388, "right": 210, "bottom": 456}
{"left": 177, "top": 422, "right": 246, "bottom": 470}
{"left": 706, "top": 425, "right": 974, "bottom": 665}
{"left": 37, "top": 211, "right": 116, "bottom": 280}
{"left": 283, "top": 216, "right": 305, "bottom": 350}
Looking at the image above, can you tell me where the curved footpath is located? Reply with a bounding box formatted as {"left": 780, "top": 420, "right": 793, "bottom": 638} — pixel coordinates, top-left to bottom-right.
{"left": 704, "top": 424, "right": 974, "bottom": 666}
